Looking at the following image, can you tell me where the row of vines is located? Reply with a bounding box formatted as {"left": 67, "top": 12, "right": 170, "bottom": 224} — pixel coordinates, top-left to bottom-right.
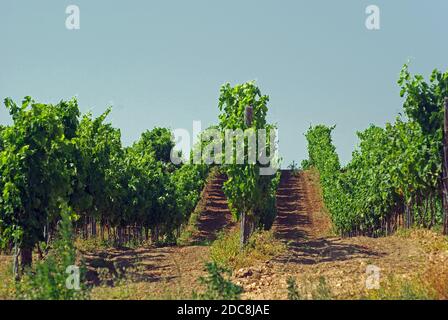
{"left": 0, "top": 80, "right": 280, "bottom": 273}
{"left": 0, "top": 97, "right": 209, "bottom": 270}
{"left": 303, "top": 65, "right": 448, "bottom": 236}
{"left": 217, "top": 82, "right": 280, "bottom": 245}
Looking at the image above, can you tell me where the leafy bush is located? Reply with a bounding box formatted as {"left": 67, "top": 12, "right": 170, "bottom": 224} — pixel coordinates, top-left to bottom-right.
{"left": 313, "top": 277, "right": 333, "bottom": 300}
{"left": 287, "top": 276, "right": 302, "bottom": 300}
{"left": 194, "top": 262, "right": 242, "bottom": 300}
{"left": 286, "top": 276, "right": 333, "bottom": 300}
{"left": 16, "top": 206, "right": 90, "bottom": 300}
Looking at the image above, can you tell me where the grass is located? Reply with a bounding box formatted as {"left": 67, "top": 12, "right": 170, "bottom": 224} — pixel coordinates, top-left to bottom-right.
{"left": 286, "top": 262, "right": 447, "bottom": 301}
{"left": 365, "top": 258, "right": 448, "bottom": 300}
{"left": 90, "top": 280, "right": 190, "bottom": 300}
{"left": 362, "top": 228, "right": 448, "bottom": 300}
{"left": 395, "top": 228, "right": 448, "bottom": 253}
{"left": 75, "top": 237, "right": 117, "bottom": 253}
{"left": 287, "top": 276, "right": 333, "bottom": 300}
{"left": 91, "top": 261, "right": 243, "bottom": 300}
{"left": 89, "top": 264, "right": 192, "bottom": 300}
{"left": 0, "top": 256, "right": 15, "bottom": 299}
{"left": 210, "top": 227, "right": 286, "bottom": 270}
{"left": 365, "top": 276, "right": 431, "bottom": 300}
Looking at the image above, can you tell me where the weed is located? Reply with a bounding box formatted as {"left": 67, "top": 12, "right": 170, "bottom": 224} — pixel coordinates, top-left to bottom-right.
{"left": 313, "top": 277, "right": 332, "bottom": 300}
{"left": 15, "top": 206, "right": 90, "bottom": 300}
{"left": 288, "top": 161, "right": 300, "bottom": 176}
{"left": 210, "top": 228, "right": 285, "bottom": 270}
{"left": 193, "top": 262, "right": 242, "bottom": 300}
{"left": 287, "top": 276, "right": 302, "bottom": 300}
{"left": 0, "top": 257, "right": 15, "bottom": 299}
{"left": 285, "top": 275, "right": 333, "bottom": 300}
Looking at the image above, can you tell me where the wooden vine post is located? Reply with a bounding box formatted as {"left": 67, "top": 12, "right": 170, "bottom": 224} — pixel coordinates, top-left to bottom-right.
{"left": 443, "top": 97, "right": 448, "bottom": 235}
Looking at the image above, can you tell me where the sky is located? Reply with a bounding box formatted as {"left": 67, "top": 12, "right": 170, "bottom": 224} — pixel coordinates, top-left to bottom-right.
{"left": 0, "top": 0, "right": 447, "bottom": 167}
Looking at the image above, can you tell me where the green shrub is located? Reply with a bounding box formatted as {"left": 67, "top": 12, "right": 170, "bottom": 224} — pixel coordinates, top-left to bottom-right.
{"left": 287, "top": 276, "right": 302, "bottom": 300}
{"left": 313, "top": 277, "right": 332, "bottom": 300}
{"left": 286, "top": 276, "right": 333, "bottom": 300}
{"left": 194, "top": 262, "right": 242, "bottom": 300}
{"left": 210, "top": 230, "right": 241, "bottom": 268}
{"left": 16, "top": 206, "right": 90, "bottom": 300}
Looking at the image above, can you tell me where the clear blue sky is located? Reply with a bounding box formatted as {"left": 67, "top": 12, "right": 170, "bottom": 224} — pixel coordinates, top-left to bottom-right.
{"left": 1, "top": 0, "right": 447, "bottom": 166}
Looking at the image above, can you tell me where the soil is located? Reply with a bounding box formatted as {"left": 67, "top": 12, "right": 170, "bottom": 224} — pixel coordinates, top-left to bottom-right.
{"left": 1, "top": 169, "right": 446, "bottom": 300}
{"left": 84, "top": 172, "right": 235, "bottom": 299}
{"left": 55, "top": 169, "right": 448, "bottom": 299}
{"left": 233, "top": 170, "right": 448, "bottom": 299}
{"left": 191, "top": 173, "right": 235, "bottom": 243}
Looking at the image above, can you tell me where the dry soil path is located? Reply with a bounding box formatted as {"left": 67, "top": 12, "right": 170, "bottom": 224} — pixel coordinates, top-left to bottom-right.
{"left": 85, "top": 172, "right": 234, "bottom": 299}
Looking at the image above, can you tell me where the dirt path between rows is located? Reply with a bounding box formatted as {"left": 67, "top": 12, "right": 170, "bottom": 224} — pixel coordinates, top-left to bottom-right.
{"left": 2, "top": 169, "right": 447, "bottom": 299}
{"left": 234, "top": 170, "right": 448, "bottom": 299}
{"left": 191, "top": 173, "right": 234, "bottom": 244}
{"left": 85, "top": 172, "right": 234, "bottom": 299}
{"left": 84, "top": 169, "right": 448, "bottom": 299}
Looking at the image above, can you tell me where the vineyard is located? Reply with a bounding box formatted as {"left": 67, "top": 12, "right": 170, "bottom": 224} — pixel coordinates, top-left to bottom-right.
{"left": 0, "top": 97, "right": 210, "bottom": 271}
{"left": 1, "top": 66, "right": 448, "bottom": 300}
{"left": 302, "top": 65, "right": 448, "bottom": 237}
